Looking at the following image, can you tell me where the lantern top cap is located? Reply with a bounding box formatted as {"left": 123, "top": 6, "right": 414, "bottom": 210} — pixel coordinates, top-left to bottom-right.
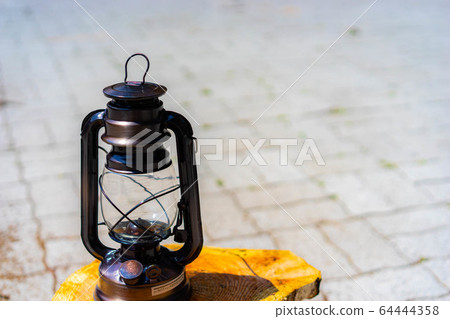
{"left": 103, "top": 53, "right": 167, "bottom": 101}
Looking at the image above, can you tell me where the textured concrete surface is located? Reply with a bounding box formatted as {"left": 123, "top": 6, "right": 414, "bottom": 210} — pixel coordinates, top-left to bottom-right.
{"left": 0, "top": 0, "right": 449, "bottom": 300}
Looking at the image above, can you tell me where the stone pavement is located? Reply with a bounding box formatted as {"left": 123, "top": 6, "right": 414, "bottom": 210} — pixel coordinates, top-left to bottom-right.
{"left": 0, "top": 0, "right": 449, "bottom": 300}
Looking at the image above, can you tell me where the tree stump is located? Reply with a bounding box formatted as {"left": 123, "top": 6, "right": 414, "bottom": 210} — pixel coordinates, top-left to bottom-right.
{"left": 52, "top": 246, "right": 321, "bottom": 301}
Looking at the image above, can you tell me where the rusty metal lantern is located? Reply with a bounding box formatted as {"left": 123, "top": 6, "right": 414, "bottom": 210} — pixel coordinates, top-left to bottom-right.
{"left": 80, "top": 53, "right": 203, "bottom": 301}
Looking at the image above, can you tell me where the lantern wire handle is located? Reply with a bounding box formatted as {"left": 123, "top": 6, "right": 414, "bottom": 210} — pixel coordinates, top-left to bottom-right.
{"left": 124, "top": 53, "right": 150, "bottom": 85}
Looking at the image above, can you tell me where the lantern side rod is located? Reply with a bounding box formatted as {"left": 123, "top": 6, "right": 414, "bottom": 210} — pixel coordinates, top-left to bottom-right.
{"left": 81, "top": 110, "right": 114, "bottom": 260}
{"left": 165, "top": 111, "right": 203, "bottom": 265}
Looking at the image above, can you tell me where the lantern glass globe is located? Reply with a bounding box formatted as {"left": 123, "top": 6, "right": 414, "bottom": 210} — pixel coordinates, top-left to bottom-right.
{"left": 99, "top": 164, "right": 180, "bottom": 244}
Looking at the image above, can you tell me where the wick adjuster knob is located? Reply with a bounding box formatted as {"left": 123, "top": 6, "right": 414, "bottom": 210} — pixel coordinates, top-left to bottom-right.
{"left": 119, "top": 260, "right": 143, "bottom": 285}
{"left": 146, "top": 265, "right": 162, "bottom": 279}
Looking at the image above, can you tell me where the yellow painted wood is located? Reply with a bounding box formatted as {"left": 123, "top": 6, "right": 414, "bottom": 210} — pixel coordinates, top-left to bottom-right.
{"left": 52, "top": 245, "right": 321, "bottom": 301}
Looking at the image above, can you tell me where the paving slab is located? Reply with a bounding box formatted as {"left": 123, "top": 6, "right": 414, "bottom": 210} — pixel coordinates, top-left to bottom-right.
{"left": 29, "top": 175, "right": 79, "bottom": 218}
{"left": 392, "top": 227, "right": 450, "bottom": 261}
{"left": 0, "top": 272, "right": 54, "bottom": 301}
{"left": 272, "top": 226, "right": 359, "bottom": 279}
{"left": 45, "top": 237, "right": 93, "bottom": 269}
{"left": 368, "top": 205, "right": 450, "bottom": 236}
{"left": 234, "top": 179, "right": 327, "bottom": 210}
{"left": 248, "top": 199, "right": 348, "bottom": 230}
{"left": 200, "top": 192, "right": 259, "bottom": 240}
{"left": 322, "top": 264, "right": 448, "bottom": 301}
{"left": 320, "top": 220, "right": 409, "bottom": 272}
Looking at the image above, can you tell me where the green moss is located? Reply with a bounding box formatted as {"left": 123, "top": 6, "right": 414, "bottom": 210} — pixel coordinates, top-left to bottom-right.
{"left": 72, "top": 47, "right": 81, "bottom": 56}
{"left": 163, "top": 53, "right": 174, "bottom": 61}
{"left": 417, "top": 257, "right": 429, "bottom": 264}
{"left": 201, "top": 123, "right": 212, "bottom": 130}
{"left": 348, "top": 27, "right": 360, "bottom": 36}
{"left": 216, "top": 179, "right": 224, "bottom": 187}
{"left": 184, "top": 71, "right": 195, "bottom": 79}
{"left": 267, "top": 92, "right": 277, "bottom": 101}
{"left": 330, "top": 194, "right": 339, "bottom": 201}
{"left": 317, "top": 180, "right": 325, "bottom": 188}
{"left": 257, "top": 77, "right": 267, "bottom": 85}
{"left": 200, "top": 88, "right": 212, "bottom": 96}
{"left": 298, "top": 131, "right": 307, "bottom": 139}
{"left": 416, "top": 159, "right": 427, "bottom": 165}
{"left": 181, "top": 100, "right": 191, "bottom": 108}
{"left": 388, "top": 90, "right": 397, "bottom": 97}
{"left": 380, "top": 159, "right": 397, "bottom": 169}
{"left": 329, "top": 106, "right": 347, "bottom": 115}
{"left": 277, "top": 114, "right": 289, "bottom": 123}
{"left": 114, "top": 62, "right": 122, "bottom": 71}
{"left": 226, "top": 69, "right": 235, "bottom": 79}
{"left": 300, "top": 88, "right": 309, "bottom": 94}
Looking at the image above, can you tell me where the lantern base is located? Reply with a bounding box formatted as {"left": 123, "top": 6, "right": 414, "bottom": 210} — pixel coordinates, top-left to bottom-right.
{"left": 94, "top": 276, "right": 191, "bottom": 301}
{"left": 94, "top": 247, "right": 191, "bottom": 301}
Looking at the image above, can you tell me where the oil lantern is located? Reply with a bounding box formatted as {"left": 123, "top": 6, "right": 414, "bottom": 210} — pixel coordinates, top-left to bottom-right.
{"left": 80, "top": 53, "right": 203, "bottom": 300}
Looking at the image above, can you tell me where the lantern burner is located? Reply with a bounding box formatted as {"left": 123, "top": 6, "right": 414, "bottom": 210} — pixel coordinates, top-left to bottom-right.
{"left": 112, "top": 219, "right": 170, "bottom": 243}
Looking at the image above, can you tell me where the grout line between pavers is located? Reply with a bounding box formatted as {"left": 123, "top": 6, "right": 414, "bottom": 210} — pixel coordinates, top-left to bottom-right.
{"left": 409, "top": 292, "right": 450, "bottom": 301}
{"left": 240, "top": 194, "right": 345, "bottom": 212}
{"left": 0, "top": 269, "right": 52, "bottom": 280}
{"left": 385, "top": 224, "right": 450, "bottom": 238}
{"left": 422, "top": 264, "right": 450, "bottom": 292}
{"left": 355, "top": 201, "right": 450, "bottom": 218}
{"left": 207, "top": 230, "right": 278, "bottom": 245}
{"left": 15, "top": 150, "right": 58, "bottom": 293}
{"left": 394, "top": 165, "right": 438, "bottom": 201}
{"left": 245, "top": 211, "right": 450, "bottom": 241}
{"left": 320, "top": 258, "right": 450, "bottom": 283}
{"left": 414, "top": 177, "right": 450, "bottom": 185}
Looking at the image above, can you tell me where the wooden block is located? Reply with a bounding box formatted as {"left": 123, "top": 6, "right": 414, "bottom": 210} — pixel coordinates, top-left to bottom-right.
{"left": 52, "top": 245, "right": 321, "bottom": 301}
